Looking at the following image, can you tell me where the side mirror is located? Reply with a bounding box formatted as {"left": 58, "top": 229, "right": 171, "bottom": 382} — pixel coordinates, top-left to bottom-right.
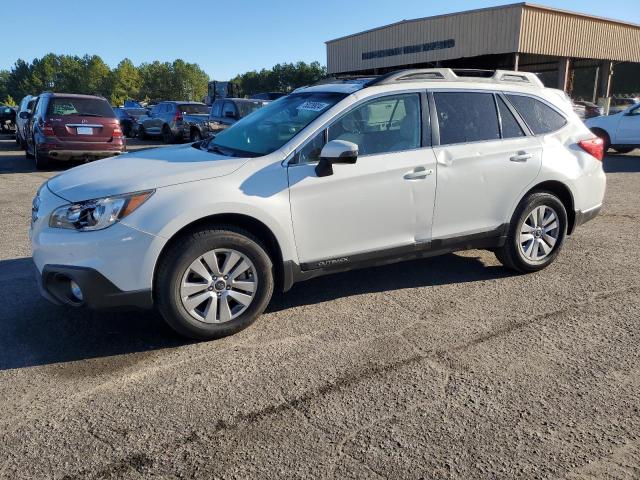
{"left": 19, "top": 111, "right": 31, "bottom": 120}
{"left": 315, "top": 140, "right": 359, "bottom": 177}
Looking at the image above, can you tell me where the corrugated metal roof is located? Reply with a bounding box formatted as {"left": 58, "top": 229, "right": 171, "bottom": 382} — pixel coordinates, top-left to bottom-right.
{"left": 326, "top": 3, "right": 640, "bottom": 74}
{"left": 326, "top": 3, "right": 640, "bottom": 44}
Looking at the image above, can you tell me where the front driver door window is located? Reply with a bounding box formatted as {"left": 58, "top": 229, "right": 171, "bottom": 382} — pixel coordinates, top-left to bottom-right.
{"left": 288, "top": 93, "right": 438, "bottom": 265}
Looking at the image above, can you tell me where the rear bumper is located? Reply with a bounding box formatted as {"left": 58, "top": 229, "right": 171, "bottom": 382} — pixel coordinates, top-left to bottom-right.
{"left": 574, "top": 204, "right": 602, "bottom": 229}
{"left": 45, "top": 149, "right": 124, "bottom": 161}
{"left": 35, "top": 262, "right": 153, "bottom": 310}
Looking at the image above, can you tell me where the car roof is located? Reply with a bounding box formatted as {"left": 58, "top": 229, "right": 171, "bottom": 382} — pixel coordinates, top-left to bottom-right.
{"left": 296, "top": 68, "right": 548, "bottom": 95}
{"left": 44, "top": 93, "right": 108, "bottom": 100}
{"left": 163, "top": 101, "right": 206, "bottom": 104}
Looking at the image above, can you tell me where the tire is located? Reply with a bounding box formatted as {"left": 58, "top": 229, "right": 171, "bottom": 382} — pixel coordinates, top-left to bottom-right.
{"left": 162, "top": 125, "right": 174, "bottom": 144}
{"left": 137, "top": 126, "right": 147, "bottom": 140}
{"left": 612, "top": 147, "right": 634, "bottom": 154}
{"left": 592, "top": 129, "right": 611, "bottom": 153}
{"left": 495, "top": 192, "right": 568, "bottom": 273}
{"left": 25, "top": 139, "right": 34, "bottom": 159}
{"left": 34, "top": 144, "right": 50, "bottom": 170}
{"left": 155, "top": 226, "right": 274, "bottom": 340}
{"left": 190, "top": 128, "right": 202, "bottom": 142}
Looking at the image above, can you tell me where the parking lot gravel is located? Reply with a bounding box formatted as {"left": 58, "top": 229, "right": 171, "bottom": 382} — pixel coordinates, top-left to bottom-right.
{"left": 0, "top": 133, "right": 638, "bottom": 479}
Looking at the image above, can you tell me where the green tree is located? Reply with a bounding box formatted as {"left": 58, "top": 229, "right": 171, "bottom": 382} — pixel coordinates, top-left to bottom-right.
{"left": 232, "top": 61, "right": 326, "bottom": 97}
{"left": 4, "top": 95, "right": 16, "bottom": 106}
{"left": 109, "top": 58, "right": 141, "bottom": 105}
{"left": 171, "top": 59, "right": 209, "bottom": 101}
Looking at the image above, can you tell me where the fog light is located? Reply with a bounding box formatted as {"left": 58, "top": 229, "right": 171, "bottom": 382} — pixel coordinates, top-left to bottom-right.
{"left": 70, "top": 280, "right": 84, "bottom": 302}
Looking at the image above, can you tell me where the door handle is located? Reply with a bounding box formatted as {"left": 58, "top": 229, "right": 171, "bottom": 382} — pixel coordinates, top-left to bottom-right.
{"left": 404, "top": 167, "right": 433, "bottom": 180}
{"left": 510, "top": 152, "right": 533, "bottom": 162}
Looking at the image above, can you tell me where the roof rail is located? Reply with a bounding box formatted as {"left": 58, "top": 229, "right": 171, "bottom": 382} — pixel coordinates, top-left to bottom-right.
{"left": 366, "top": 68, "right": 544, "bottom": 88}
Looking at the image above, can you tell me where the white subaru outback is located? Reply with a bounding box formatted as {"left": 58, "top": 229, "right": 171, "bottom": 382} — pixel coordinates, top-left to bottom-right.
{"left": 30, "top": 69, "right": 606, "bottom": 340}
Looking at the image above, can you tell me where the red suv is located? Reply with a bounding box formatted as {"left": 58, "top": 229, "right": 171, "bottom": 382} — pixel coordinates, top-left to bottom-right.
{"left": 22, "top": 93, "right": 125, "bottom": 169}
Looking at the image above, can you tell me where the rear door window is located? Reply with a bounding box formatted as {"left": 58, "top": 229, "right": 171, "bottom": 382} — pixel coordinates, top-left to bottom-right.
{"left": 434, "top": 92, "right": 500, "bottom": 145}
{"left": 506, "top": 95, "right": 567, "bottom": 135}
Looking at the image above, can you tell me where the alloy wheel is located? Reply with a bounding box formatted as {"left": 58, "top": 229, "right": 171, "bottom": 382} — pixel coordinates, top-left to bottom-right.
{"left": 179, "top": 249, "right": 257, "bottom": 324}
{"left": 519, "top": 205, "right": 560, "bottom": 261}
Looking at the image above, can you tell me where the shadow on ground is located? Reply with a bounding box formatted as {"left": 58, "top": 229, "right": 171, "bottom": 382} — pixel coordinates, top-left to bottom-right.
{"left": 0, "top": 254, "right": 510, "bottom": 371}
{"left": 603, "top": 153, "right": 640, "bottom": 173}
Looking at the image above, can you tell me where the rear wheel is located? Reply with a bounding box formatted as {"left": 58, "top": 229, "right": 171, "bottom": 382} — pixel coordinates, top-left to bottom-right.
{"left": 155, "top": 226, "right": 274, "bottom": 340}
{"left": 137, "top": 126, "right": 147, "bottom": 140}
{"left": 495, "top": 192, "right": 567, "bottom": 273}
{"left": 612, "top": 147, "right": 634, "bottom": 154}
{"left": 162, "top": 125, "right": 174, "bottom": 144}
{"left": 190, "top": 128, "right": 202, "bottom": 142}
{"left": 34, "top": 143, "right": 50, "bottom": 170}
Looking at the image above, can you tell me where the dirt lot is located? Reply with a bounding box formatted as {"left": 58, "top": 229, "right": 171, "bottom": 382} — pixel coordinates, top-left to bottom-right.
{"left": 0, "top": 133, "right": 638, "bottom": 479}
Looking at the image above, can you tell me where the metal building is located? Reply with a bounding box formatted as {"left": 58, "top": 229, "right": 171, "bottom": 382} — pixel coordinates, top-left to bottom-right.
{"left": 325, "top": 3, "right": 640, "bottom": 102}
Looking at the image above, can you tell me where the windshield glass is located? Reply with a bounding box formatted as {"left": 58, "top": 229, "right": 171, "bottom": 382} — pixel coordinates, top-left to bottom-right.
{"left": 46, "top": 97, "right": 115, "bottom": 117}
{"left": 237, "top": 100, "right": 267, "bottom": 118}
{"left": 209, "top": 92, "right": 348, "bottom": 157}
{"left": 179, "top": 104, "right": 210, "bottom": 115}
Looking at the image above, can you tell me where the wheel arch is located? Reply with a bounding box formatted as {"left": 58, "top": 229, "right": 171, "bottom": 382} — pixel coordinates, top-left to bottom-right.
{"left": 153, "top": 213, "right": 286, "bottom": 293}
{"left": 522, "top": 180, "right": 576, "bottom": 234}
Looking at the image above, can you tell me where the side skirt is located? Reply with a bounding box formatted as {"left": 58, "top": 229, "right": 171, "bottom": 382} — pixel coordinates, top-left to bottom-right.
{"left": 282, "top": 224, "right": 508, "bottom": 291}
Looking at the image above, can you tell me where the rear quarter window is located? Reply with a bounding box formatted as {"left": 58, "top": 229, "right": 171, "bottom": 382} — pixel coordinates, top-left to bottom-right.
{"left": 506, "top": 95, "right": 567, "bottom": 135}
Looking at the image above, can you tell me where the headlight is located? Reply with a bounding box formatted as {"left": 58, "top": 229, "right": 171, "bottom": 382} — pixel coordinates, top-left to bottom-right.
{"left": 49, "top": 190, "right": 154, "bottom": 231}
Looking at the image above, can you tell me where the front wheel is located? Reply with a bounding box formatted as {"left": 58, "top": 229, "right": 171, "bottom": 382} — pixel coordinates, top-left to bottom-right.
{"left": 155, "top": 226, "right": 274, "bottom": 340}
{"left": 495, "top": 192, "right": 568, "bottom": 273}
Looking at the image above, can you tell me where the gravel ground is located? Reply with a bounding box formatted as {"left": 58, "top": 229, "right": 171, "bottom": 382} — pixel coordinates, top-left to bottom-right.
{"left": 0, "top": 133, "right": 638, "bottom": 479}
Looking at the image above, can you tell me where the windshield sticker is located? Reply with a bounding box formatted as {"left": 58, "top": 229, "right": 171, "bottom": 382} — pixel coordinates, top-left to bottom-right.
{"left": 297, "top": 101, "right": 330, "bottom": 112}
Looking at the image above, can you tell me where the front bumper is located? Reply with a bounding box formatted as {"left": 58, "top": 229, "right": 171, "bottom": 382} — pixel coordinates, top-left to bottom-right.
{"left": 35, "top": 263, "right": 152, "bottom": 309}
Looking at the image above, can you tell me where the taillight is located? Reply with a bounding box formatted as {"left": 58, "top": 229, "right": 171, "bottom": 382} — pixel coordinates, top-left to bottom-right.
{"left": 578, "top": 137, "right": 604, "bottom": 161}
{"left": 174, "top": 111, "right": 183, "bottom": 122}
{"left": 42, "top": 122, "right": 55, "bottom": 136}
{"left": 113, "top": 125, "right": 123, "bottom": 138}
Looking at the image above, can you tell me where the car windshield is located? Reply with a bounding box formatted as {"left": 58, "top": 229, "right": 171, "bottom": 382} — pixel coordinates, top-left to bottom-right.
{"left": 209, "top": 92, "right": 348, "bottom": 157}
{"left": 46, "top": 97, "right": 115, "bottom": 117}
{"left": 237, "top": 101, "right": 267, "bottom": 118}
{"left": 179, "top": 104, "right": 209, "bottom": 115}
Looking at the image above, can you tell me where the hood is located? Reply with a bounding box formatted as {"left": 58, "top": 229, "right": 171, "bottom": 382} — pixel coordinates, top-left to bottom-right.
{"left": 47, "top": 144, "right": 249, "bottom": 202}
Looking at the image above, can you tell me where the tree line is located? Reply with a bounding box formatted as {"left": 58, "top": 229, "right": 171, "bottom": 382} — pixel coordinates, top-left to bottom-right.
{"left": 0, "top": 54, "right": 327, "bottom": 106}
{"left": 0, "top": 54, "right": 209, "bottom": 106}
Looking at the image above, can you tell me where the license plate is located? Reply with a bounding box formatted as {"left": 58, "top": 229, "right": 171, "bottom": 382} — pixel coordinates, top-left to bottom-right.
{"left": 77, "top": 127, "right": 93, "bottom": 135}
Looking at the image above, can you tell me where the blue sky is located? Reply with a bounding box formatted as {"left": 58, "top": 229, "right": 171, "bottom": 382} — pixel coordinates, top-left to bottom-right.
{"left": 2, "top": 0, "right": 638, "bottom": 79}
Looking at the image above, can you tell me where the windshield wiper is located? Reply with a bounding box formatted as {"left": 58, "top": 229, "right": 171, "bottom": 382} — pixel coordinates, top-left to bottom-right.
{"left": 76, "top": 113, "right": 103, "bottom": 117}
{"left": 207, "top": 145, "right": 231, "bottom": 156}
